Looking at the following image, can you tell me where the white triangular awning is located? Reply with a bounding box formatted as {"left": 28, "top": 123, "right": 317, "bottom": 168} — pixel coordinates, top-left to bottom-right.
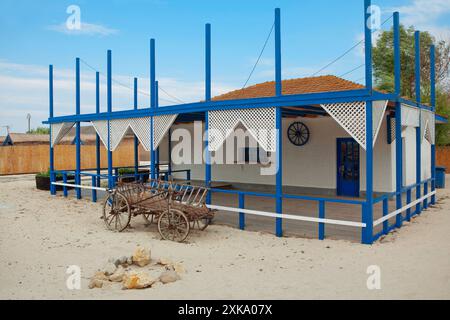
{"left": 421, "top": 109, "right": 435, "bottom": 144}
{"left": 320, "top": 100, "right": 388, "bottom": 150}
{"left": 130, "top": 117, "right": 151, "bottom": 151}
{"left": 401, "top": 104, "right": 420, "bottom": 127}
{"left": 109, "top": 119, "right": 133, "bottom": 151}
{"left": 51, "top": 122, "right": 75, "bottom": 147}
{"left": 153, "top": 114, "right": 178, "bottom": 151}
{"left": 91, "top": 120, "right": 109, "bottom": 150}
{"left": 208, "top": 107, "right": 276, "bottom": 152}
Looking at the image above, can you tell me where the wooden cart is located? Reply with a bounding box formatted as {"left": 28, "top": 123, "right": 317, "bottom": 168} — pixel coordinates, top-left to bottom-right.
{"left": 102, "top": 180, "right": 215, "bottom": 242}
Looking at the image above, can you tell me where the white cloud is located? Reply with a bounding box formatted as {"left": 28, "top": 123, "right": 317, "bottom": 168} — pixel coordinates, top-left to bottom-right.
{"left": 387, "top": 0, "right": 450, "bottom": 40}
{"left": 0, "top": 60, "right": 236, "bottom": 133}
{"left": 47, "top": 22, "right": 119, "bottom": 37}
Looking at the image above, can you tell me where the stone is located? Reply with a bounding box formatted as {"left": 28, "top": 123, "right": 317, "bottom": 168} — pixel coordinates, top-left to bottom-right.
{"left": 119, "top": 256, "right": 128, "bottom": 265}
{"left": 132, "top": 247, "right": 151, "bottom": 267}
{"left": 159, "top": 270, "right": 180, "bottom": 284}
{"left": 103, "top": 262, "right": 117, "bottom": 276}
{"left": 92, "top": 271, "right": 108, "bottom": 281}
{"left": 157, "top": 257, "right": 173, "bottom": 266}
{"left": 122, "top": 272, "right": 156, "bottom": 289}
{"left": 109, "top": 265, "right": 125, "bottom": 282}
{"left": 173, "top": 263, "right": 186, "bottom": 275}
{"left": 126, "top": 257, "right": 133, "bottom": 265}
{"left": 88, "top": 279, "right": 104, "bottom": 289}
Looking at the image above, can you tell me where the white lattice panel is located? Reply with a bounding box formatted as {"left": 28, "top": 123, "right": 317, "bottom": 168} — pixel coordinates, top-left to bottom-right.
{"left": 321, "top": 102, "right": 367, "bottom": 149}
{"left": 130, "top": 117, "right": 151, "bottom": 151}
{"left": 401, "top": 104, "right": 420, "bottom": 127}
{"left": 91, "top": 120, "right": 110, "bottom": 150}
{"left": 208, "top": 108, "right": 276, "bottom": 152}
{"left": 51, "top": 122, "right": 75, "bottom": 147}
{"left": 389, "top": 116, "right": 396, "bottom": 144}
{"left": 109, "top": 119, "right": 133, "bottom": 151}
{"left": 421, "top": 110, "right": 435, "bottom": 144}
{"left": 153, "top": 114, "right": 178, "bottom": 150}
{"left": 373, "top": 100, "right": 388, "bottom": 145}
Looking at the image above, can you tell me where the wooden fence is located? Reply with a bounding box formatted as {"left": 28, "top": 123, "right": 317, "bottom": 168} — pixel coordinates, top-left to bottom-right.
{"left": 437, "top": 146, "right": 450, "bottom": 171}
{"left": 0, "top": 143, "right": 135, "bottom": 175}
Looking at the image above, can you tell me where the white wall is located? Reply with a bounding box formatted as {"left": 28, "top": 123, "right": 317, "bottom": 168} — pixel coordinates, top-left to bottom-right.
{"left": 170, "top": 115, "right": 396, "bottom": 193}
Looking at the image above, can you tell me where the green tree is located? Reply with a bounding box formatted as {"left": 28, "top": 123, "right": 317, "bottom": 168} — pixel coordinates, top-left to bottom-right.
{"left": 372, "top": 25, "right": 450, "bottom": 145}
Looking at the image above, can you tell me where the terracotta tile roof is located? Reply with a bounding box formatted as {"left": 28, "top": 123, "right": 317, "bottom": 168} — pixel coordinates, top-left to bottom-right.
{"left": 213, "top": 75, "right": 365, "bottom": 101}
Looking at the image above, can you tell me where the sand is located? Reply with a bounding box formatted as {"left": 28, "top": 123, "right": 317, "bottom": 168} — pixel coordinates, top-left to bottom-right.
{"left": 0, "top": 174, "right": 449, "bottom": 300}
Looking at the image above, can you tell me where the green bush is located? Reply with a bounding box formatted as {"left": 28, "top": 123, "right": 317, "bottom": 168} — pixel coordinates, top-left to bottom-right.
{"left": 36, "top": 168, "right": 62, "bottom": 179}
{"left": 118, "top": 168, "right": 135, "bottom": 175}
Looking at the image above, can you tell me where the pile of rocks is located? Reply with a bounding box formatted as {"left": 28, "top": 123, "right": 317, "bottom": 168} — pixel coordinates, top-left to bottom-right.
{"left": 89, "top": 247, "right": 185, "bottom": 290}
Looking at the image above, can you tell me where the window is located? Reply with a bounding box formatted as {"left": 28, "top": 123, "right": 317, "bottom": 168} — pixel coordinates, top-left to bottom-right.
{"left": 240, "top": 146, "right": 270, "bottom": 164}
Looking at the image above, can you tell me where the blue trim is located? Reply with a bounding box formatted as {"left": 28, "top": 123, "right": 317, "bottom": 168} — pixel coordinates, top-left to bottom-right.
{"left": 275, "top": 106, "right": 283, "bottom": 237}
{"left": 75, "top": 58, "right": 81, "bottom": 199}
{"left": 275, "top": 8, "right": 282, "bottom": 97}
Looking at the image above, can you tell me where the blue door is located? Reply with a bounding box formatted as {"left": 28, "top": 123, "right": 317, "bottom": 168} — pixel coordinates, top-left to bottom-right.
{"left": 337, "top": 138, "right": 360, "bottom": 197}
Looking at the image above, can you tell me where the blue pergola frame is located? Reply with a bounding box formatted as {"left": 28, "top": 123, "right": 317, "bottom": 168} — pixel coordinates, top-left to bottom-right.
{"left": 45, "top": 0, "right": 439, "bottom": 245}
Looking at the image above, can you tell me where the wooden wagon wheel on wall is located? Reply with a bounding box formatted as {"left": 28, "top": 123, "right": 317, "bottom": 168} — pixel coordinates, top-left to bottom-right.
{"left": 287, "top": 121, "right": 310, "bottom": 146}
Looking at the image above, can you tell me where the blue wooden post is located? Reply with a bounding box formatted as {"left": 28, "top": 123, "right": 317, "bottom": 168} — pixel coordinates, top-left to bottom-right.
{"left": 406, "top": 189, "right": 412, "bottom": 221}
{"left": 382, "top": 198, "right": 389, "bottom": 234}
{"left": 394, "top": 12, "right": 403, "bottom": 228}
{"left": 75, "top": 58, "right": 81, "bottom": 199}
{"left": 133, "top": 77, "right": 139, "bottom": 180}
{"left": 49, "top": 65, "right": 56, "bottom": 196}
{"left": 107, "top": 50, "right": 113, "bottom": 189}
{"left": 239, "top": 193, "right": 245, "bottom": 230}
{"left": 150, "top": 39, "right": 156, "bottom": 181}
{"left": 91, "top": 176, "right": 97, "bottom": 203}
{"left": 362, "top": 0, "right": 374, "bottom": 244}
{"left": 63, "top": 173, "right": 68, "bottom": 197}
{"left": 424, "top": 181, "right": 429, "bottom": 208}
{"left": 205, "top": 23, "right": 211, "bottom": 101}
{"left": 95, "top": 72, "right": 101, "bottom": 188}
{"left": 430, "top": 45, "right": 437, "bottom": 205}
{"left": 155, "top": 81, "right": 160, "bottom": 178}
{"left": 205, "top": 23, "right": 212, "bottom": 203}
{"left": 275, "top": 106, "right": 283, "bottom": 237}
{"left": 275, "top": 8, "right": 282, "bottom": 96}
{"left": 415, "top": 31, "right": 422, "bottom": 215}
{"left": 364, "top": 0, "right": 373, "bottom": 92}
{"left": 318, "top": 200, "right": 325, "bottom": 240}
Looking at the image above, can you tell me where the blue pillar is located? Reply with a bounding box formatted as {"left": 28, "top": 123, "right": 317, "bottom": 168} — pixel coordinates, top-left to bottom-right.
{"left": 150, "top": 39, "right": 156, "bottom": 180}
{"left": 318, "top": 201, "right": 325, "bottom": 240}
{"left": 275, "top": 8, "right": 282, "bottom": 96}
{"left": 205, "top": 23, "right": 212, "bottom": 203}
{"left": 49, "top": 65, "right": 56, "bottom": 196}
{"left": 95, "top": 72, "right": 101, "bottom": 188}
{"left": 364, "top": 0, "right": 373, "bottom": 92}
{"left": 415, "top": 31, "right": 422, "bottom": 214}
{"left": 430, "top": 45, "right": 436, "bottom": 205}
{"left": 205, "top": 23, "right": 211, "bottom": 101}
{"left": 394, "top": 12, "right": 403, "bottom": 228}
{"left": 133, "top": 77, "right": 139, "bottom": 179}
{"left": 275, "top": 107, "right": 283, "bottom": 237}
{"left": 107, "top": 50, "right": 113, "bottom": 189}
{"left": 239, "top": 193, "right": 245, "bottom": 230}
{"left": 75, "top": 58, "right": 81, "bottom": 199}
{"left": 362, "top": 0, "right": 374, "bottom": 244}
{"left": 205, "top": 112, "right": 211, "bottom": 204}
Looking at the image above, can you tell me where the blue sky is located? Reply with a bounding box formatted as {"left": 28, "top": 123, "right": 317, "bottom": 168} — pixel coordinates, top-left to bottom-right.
{"left": 1, "top": 0, "right": 449, "bottom": 133}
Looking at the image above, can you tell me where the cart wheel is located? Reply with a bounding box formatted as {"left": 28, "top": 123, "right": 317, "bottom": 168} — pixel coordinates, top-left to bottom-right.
{"left": 158, "top": 209, "right": 190, "bottom": 242}
{"left": 195, "top": 217, "right": 211, "bottom": 231}
{"left": 103, "top": 192, "right": 131, "bottom": 232}
{"left": 142, "top": 213, "right": 155, "bottom": 225}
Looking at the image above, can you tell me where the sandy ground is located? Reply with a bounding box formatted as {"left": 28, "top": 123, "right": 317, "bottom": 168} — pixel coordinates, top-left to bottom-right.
{"left": 0, "top": 174, "right": 449, "bottom": 300}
